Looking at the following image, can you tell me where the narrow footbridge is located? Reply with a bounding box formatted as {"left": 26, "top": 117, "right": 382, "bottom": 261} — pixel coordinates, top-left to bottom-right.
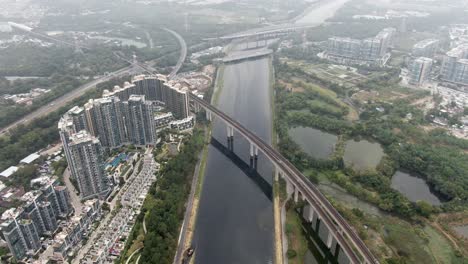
{"left": 190, "top": 93, "right": 379, "bottom": 264}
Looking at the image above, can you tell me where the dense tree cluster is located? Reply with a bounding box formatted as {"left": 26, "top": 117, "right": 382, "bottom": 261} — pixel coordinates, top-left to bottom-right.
{"left": 139, "top": 129, "right": 205, "bottom": 264}
{"left": 273, "top": 57, "right": 468, "bottom": 216}
{"left": 8, "top": 165, "right": 39, "bottom": 191}
{"left": 0, "top": 44, "right": 130, "bottom": 77}
{"left": 0, "top": 76, "right": 131, "bottom": 173}
{"left": 0, "top": 75, "right": 84, "bottom": 128}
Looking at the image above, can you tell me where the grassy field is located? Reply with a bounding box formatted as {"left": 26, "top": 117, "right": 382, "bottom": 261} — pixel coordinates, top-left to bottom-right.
{"left": 285, "top": 207, "right": 309, "bottom": 264}
{"left": 383, "top": 219, "right": 433, "bottom": 263}
{"left": 309, "top": 167, "right": 466, "bottom": 263}
{"left": 424, "top": 225, "right": 465, "bottom": 264}
{"left": 280, "top": 72, "right": 359, "bottom": 122}
{"left": 286, "top": 60, "right": 367, "bottom": 87}
{"left": 277, "top": 55, "right": 466, "bottom": 263}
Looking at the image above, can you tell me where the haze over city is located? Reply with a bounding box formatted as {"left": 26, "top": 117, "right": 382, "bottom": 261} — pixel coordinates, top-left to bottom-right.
{"left": 0, "top": 0, "right": 467, "bottom": 263}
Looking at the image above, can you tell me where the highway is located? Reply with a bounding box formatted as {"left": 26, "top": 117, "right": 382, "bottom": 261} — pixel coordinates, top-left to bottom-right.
{"left": 0, "top": 66, "right": 134, "bottom": 135}
{"left": 190, "top": 93, "right": 379, "bottom": 264}
{"left": 0, "top": 26, "right": 188, "bottom": 134}
{"left": 163, "top": 28, "right": 187, "bottom": 79}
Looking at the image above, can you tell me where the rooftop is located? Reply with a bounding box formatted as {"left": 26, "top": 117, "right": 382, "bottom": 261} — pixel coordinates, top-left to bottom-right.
{"left": 128, "top": 94, "right": 145, "bottom": 102}
{"left": 0, "top": 166, "right": 18, "bottom": 178}
{"left": 69, "top": 106, "right": 84, "bottom": 115}
{"left": 154, "top": 112, "right": 173, "bottom": 119}
{"left": 1, "top": 208, "right": 20, "bottom": 221}
{"left": 329, "top": 36, "right": 361, "bottom": 43}
{"left": 69, "top": 130, "right": 98, "bottom": 146}
{"left": 170, "top": 116, "right": 194, "bottom": 125}
{"left": 375, "top": 27, "right": 396, "bottom": 39}
{"left": 446, "top": 44, "right": 468, "bottom": 58}
{"left": 414, "top": 39, "right": 439, "bottom": 49}
{"left": 20, "top": 152, "right": 41, "bottom": 164}
{"left": 414, "top": 57, "right": 433, "bottom": 63}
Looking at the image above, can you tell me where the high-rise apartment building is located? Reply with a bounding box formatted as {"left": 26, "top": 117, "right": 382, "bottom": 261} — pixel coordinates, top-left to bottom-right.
{"left": 441, "top": 45, "right": 468, "bottom": 85}
{"left": 22, "top": 198, "right": 46, "bottom": 236}
{"left": 37, "top": 201, "right": 58, "bottom": 234}
{"left": 412, "top": 39, "right": 439, "bottom": 58}
{"left": 41, "top": 183, "right": 72, "bottom": 218}
{"left": 59, "top": 75, "right": 193, "bottom": 200}
{"left": 103, "top": 75, "right": 190, "bottom": 119}
{"left": 1, "top": 216, "right": 28, "bottom": 260}
{"left": 123, "top": 95, "right": 155, "bottom": 145}
{"left": 52, "top": 199, "right": 101, "bottom": 260}
{"left": 326, "top": 37, "right": 361, "bottom": 60}
{"left": 54, "top": 186, "right": 72, "bottom": 217}
{"left": 84, "top": 97, "right": 127, "bottom": 148}
{"left": 154, "top": 112, "right": 175, "bottom": 131}
{"left": 67, "top": 131, "right": 110, "bottom": 200}
{"left": 132, "top": 75, "right": 164, "bottom": 101}
{"left": 162, "top": 82, "right": 190, "bottom": 119}
{"left": 17, "top": 219, "right": 41, "bottom": 254}
{"left": 68, "top": 106, "right": 89, "bottom": 132}
{"left": 326, "top": 28, "right": 396, "bottom": 65}
{"left": 1, "top": 179, "right": 71, "bottom": 260}
{"left": 361, "top": 37, "right": 383, "bottom": 61}
{"left": 409, "top": 57, "right": 433, "bottom": 85}
{"left": 59, "top": 107, "right": 88, "bottom": 173}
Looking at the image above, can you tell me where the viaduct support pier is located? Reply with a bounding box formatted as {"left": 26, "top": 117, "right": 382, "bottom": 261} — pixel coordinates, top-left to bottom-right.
{"left": 194, "top": 94, "right": 379, "bottom": 264}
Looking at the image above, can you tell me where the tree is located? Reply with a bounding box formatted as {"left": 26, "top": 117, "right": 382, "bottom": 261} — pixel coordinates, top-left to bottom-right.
{"left": 415, "top": 201, "right": 433, "bottom": 217}
{"left": 9, "top": 165, "right": 38, "bottom": 191}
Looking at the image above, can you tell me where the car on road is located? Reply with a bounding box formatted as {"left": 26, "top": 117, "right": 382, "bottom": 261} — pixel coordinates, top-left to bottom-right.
{"left": 186, "top": 247, "right": 194, "bottom": 257}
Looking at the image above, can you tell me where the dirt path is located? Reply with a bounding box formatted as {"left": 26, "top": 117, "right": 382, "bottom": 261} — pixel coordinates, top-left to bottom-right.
{"left": 274, "top": 182, "right": 284, "bottom": 264}
{"left": 430, "top": 220, "right": 461, "bottom": 252}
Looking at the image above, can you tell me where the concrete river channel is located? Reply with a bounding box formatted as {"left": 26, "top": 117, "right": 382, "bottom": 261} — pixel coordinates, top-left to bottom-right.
{"left": 193, "top": 58, "right": 275, "bottom": 263}
{"left": 193, "top": 0, "right": 354, "bottom": 263}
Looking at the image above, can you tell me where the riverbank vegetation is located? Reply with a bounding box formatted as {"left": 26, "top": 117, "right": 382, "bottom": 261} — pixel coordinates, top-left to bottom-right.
{"left": 138, "top": 128, "right": 205, "bottom": 264}
{"left": 275, "top": 57, "right": 468, "bottom": 214}
{"left": 273, "top": 53, "right": 468, "bottom": 262}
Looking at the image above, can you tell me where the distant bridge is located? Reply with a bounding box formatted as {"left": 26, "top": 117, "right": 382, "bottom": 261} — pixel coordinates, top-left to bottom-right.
{"left": 222, "top": 49, "right": 273, "bottom": 63}
{"left": 206, "top": 23, "right": 315, "bottom": 41}
{"left": 190, "top": 93, "right": 379, "bottom": 264}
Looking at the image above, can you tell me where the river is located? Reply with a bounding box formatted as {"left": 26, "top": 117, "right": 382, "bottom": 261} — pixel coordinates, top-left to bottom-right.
{"left": 193, "top": 0, "right": 352, "bottom": 262}
{"left": 194, "top": 58, "right": 275, "bottom": 263}
{"left": 295, "top": 0, "right": 351, "bottom": 25}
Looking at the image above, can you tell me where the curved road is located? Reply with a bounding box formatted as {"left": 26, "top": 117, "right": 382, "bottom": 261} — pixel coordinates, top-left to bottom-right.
{"left": 190, "top": 93, "right": 379, "bottom": 264}
{"left": 126, "top": 247, "right": 142, "bottom": 264}
{"left": 163, "top": 28, "right": 187, "bottom": 79}
{"left": 0, "top": 27, "right": 187, "bottom": 135}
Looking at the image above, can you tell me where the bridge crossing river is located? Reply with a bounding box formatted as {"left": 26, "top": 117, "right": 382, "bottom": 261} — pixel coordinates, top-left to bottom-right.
{"left": 191, "top": 92, "right": 379, "bottom": 264}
